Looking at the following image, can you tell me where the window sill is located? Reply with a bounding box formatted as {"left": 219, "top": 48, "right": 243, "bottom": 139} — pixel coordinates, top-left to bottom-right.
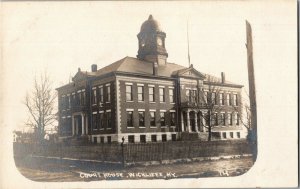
{"left": 127, "top": 127, "right": 135, "bottom": 129}
{"left": 138, "top": 101, "right": 145, "bottom": 103}
{"left": 170, "top": 102, "right": 175, "bottom": 104}
{"left": 170, "top": 126, "right": 176, "bottom": 128}
{"left": 106, "top": 102, "right": 111, "bottom": 104}
{"left": 139, "top": 127, "right": 146, "bottom": 128}
{"left": 107, "top": 128, "right": 112, "bottom": 130}
{"left": 92, "top": 104, "right": 97, "bottom": 106}
{"left": 149, "top": 102, "right": 156, "bottom": 103}
{"left": 150, "top": 126, "right": 157, "bottom": 128}
{"left": 126, "top": 101, "right": 134, "bottom": 103}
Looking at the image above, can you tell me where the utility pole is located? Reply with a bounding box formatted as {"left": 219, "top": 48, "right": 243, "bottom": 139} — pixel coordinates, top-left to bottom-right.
{"left": 246, "top": 20, "right": 257, "bottom": 162}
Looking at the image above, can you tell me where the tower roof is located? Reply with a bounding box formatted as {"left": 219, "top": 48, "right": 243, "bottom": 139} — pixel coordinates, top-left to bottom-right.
{"left": 140, "top": 15, "right": 162, "bottom": 33}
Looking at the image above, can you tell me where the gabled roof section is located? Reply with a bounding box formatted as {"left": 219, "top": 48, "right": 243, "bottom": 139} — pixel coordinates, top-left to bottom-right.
{"left": 172, "top": 66, "right": 206, "bottom": 79}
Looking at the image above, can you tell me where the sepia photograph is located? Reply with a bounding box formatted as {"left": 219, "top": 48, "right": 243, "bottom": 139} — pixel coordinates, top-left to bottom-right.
{"left": 1, "top": 0, "right": 298, "bottom": 188}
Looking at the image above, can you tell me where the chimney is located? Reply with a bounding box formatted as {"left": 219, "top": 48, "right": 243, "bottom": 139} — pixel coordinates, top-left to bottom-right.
{"left": 221, "top": 72, "right": 225, "bottom": 83}
{"left": 78, "top": 67, "right": 81, "bottom": 72}
{"left": 153, "top": 62, "right": 158, "bottom": 76}
{"left": 91, "top": 64, "right": 97, "bottom": 72}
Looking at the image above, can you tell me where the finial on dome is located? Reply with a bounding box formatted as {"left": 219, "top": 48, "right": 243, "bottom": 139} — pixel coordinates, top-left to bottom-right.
{"left": 148, "top": 15, "right": 153, "bottom": 20}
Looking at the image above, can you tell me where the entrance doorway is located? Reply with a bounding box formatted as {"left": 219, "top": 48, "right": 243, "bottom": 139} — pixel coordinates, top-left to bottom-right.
{"left": 74, "top": 115, "right": 82, "bottom": 136}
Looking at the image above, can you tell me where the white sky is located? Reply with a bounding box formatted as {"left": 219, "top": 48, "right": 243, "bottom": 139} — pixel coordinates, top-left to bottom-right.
{"left": 2, "top": 1, "right": 296, "bottom": 131}
{"left": 1, "top": 1, "right": 298, "bottom": 187}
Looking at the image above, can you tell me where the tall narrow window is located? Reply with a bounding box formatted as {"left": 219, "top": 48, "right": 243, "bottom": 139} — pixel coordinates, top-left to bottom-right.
{"left": 235, "top": 113, "right": 240, "bottom": 125}
{"left": 149, "top": 87, "right": 155, "bottom": 102}
{"left": 81, "top": 91, "right": 85, "bottom": 105}
{"left": 226, "top": 93, "right": 232, "bottom": 106}
{"left": 190, "top": 90, "right": 197, "bottom": 103}
{"left": 170, "top": 112, "right": 176, "bottom": 126}
{"left": 212, "top": 113, "right": 218, "bottom": 126}
{"left": 138, "top": 86, "right": 144, "bottom": 101}
{"left": 211, "top": 92, "right": 216, "bottom": 104}
{"left": 126, "top": 85, "right": 133, "bottom": 101}
{"left": 219, "top": 93, "right": 224, "bottom": 105}
{"left": 138, "top": 112, "right": 145, "bottom": 127}
{"left": 228, "top": 113, "right": 233, "bottom": 125}
{"left": 107, "top": 112, "right": 111, "bottom": 128}
{"left": 106, "top": 85, "right": 111, "bottom": 102}
{"left": 99, "top": 86, "right": 104, "bottom": 104}
{"left": 71, "top": 93, "right": 75, "bottom": 107}
{"left": 169, "top": 88, "right": 175, "bottom": 103}
{"left": 159, "top": 88, "right": 165, "bottom": 102}
{"left": 233, "top": 94, "right": 238, "bottom": 106}
{"left": 99, "top": 113, "right": 104, "bottom": 129}
{"left": 160, "top": 112, "right": 166, "bottom": 126}
{"left": 92, "top": 88, "right": 97, "bottom": 105}
{"left": 150, "top": 111, "right": 156, "bottom": 127}
{"left": 220, "top": 113, "right": 225, "bottom": 126}
{"left": 204, "top": 91, "right": 208, "bottom": 104}
{"left": 92, "top": 113, "right": 98, "bottom": 130}
{"left": 127, "top": 111, "right": 133, "bottom": 127}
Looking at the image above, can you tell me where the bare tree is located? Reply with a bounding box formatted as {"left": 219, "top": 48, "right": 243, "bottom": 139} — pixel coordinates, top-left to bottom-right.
{"left": 24, "top": 71, "right": 57, "bottom": 142}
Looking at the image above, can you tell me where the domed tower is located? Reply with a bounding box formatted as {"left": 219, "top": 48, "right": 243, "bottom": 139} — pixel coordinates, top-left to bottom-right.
{"left": 137, "top": 15, "right": 168, "bottom": 66}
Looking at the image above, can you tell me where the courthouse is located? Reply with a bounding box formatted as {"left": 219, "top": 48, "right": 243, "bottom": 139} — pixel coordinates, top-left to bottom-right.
{"left": 56, "top": 15, "right": 246, "bottom": 143}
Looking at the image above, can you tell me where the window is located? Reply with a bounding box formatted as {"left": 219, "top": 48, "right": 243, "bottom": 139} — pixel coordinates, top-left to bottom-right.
{"left": 170, "top": 112, "right": 176, "bottom": 126}
{"left": 160, "top": 112, "right": 166, "bottom": 126}
{"left": 71, "top": 93, "right": 75, "bottom": 107}
{"left": 222, "top": 132, "right": 227, "bottom": 139}
{"left": 230, "top": 132, "right": 234, "bottom": 138}
{"left": 138, "top": 111, "right": 145, "bottom": 127}
{"left": 151, "top": 135, "right": 157, "bottom": 142}
{"left": 237, "top": 132, "right": 241, "bottom": 138}
{"left": 92, "top": 113, "right": 98, "bottom": 130}
{"left": 235, "top": 113, "right": 240, "bottom": 125}
{"left": 150, "top": 111, "right": 156, "bottom": 127}
{"left": 93, "top": 137, "right": 97, "bottom": 144}
{"left": 212, "top": 113, "right": 218, "bottom": 126}
{"left": 226, "top": 93, "right": 232, "bottom": 106}
{"left": 140, "top": 135, "right": 146, "bottom": 143}
{"left": 128, "top": 135, "right": 135, "bottom": 143}
{"left": 127, "top": 111, "right": 133, "bottom": 127}
{"left": 220, "top": 113, "right": 225, "bottom": 126}
{"left": 138, "top": 86, "right": 144, "bottom": 101}
{"left": 190, "top": 90, "right": 197, "bottom": 103}
{"left": 107, "top": 136, "right": 111, "bottom": 143}
{"left": 171, "top": 134, "right": 176, "bottom": 141}
{"left": 99, "top": 113, "right": 104, "bottom": 129}
{"left": 67, "top": 96, "right": 71, "bottom": 109}
{"left": 204, "top": 91, "right": 208, "bottom": 104}
{"left": 126, "top": 85, "right": 133, "bottom": 101}
{"left": 100, "top": 137, "right": 104, "bottom": 143}
{"left": 211, "top": 92, "right": 216, "bottom": 104}
{"left": 99, "top": 86, "right": 104, "bottom": 104}
{"left": 149, "top": 87, "right": 155, "bottom": 102}
{"left": 106, "top": 85, "right": 111, "bottom": 102}
{"left": 107, "top": 112, "right": 112, "bottom": 128}
{"left": 159, "top": 88, "right": 165, "bottom": 102}
{"left": 228, "top": 113, "right": 233, "bottom": 125}
{"left": 162, "top": 134, "right": 167, "bottom": 142}
{"left": 79, "top": 91, "right": 85, "bottom": 105}
{"left": 233, "top": 94, "right": 238, "bottom": 106}
{"left": 92, "top": 88, "right": 97, "bottom": 105}
{"left": 219, "top": 93, "right": 224, "bottom": 105}
{"left": 169, "top": 88, "right": 175, "bottom": 103}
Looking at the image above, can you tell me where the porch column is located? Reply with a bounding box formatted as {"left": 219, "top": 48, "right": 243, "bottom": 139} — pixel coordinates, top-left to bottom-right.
{"left": 85, "top": 115, "right": 88, "bottom": 135}
{"left": 72, "top": 115, "right": 75, "bottom": 135}
{"left": 187, "top": 109, "right": 191, "bottom": 132}
{"left": 195, "top": 112, "right": 199, "bottom": 132}
{"left": 181, "top": 111, "right": 184, "bottom": 132}
{"left": 81, "top": 113, "right": 85, "bottom": 135}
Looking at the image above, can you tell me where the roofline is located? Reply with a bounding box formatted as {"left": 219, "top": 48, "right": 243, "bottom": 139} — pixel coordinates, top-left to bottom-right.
{"left": 203, "top": 81, "right": 243, "bottom": 88}
{"left": 114, "top": 71, "right": 176, "bottom": 81}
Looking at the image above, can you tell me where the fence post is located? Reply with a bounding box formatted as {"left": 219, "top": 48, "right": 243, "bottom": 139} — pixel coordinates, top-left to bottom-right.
{"left": 121, "top": 137, "right": 125, "bottom": 168}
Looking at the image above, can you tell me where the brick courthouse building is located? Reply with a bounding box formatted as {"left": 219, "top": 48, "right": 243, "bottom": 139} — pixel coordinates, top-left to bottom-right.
{"left": 56, "top": 15, "right": 246, "bottom": 143}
